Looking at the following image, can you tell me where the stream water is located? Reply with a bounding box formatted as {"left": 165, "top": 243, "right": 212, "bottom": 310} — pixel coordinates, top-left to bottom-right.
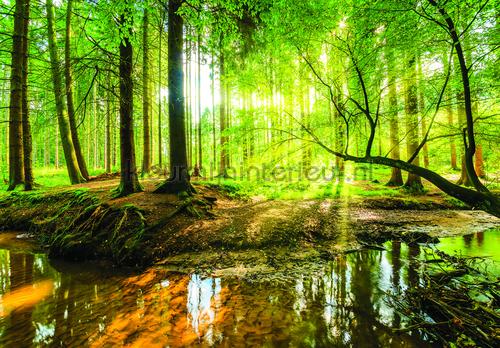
{"left": 0, "top": 230, "right": 498, "bottom": 347}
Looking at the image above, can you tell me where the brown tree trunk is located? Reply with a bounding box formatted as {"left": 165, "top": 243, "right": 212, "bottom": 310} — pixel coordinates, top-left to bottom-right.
{"left": 21, "top": 0, "right": 33, "bottom": 191}
{"left": 464, "top": 36, "right": 485, "bottom": 180}
{"left": 8, "top": 0, "right": 26, "bottom": 190}
{"left": 404, "top": 54, "right": 424, "bottom": 191}
{"left": 455, "top": 88, "right": 472, "bottom": 186}
{"left": 186, "top": 33, "right": 192, "bottom": 169}
{"left": 154, "top": 0, "right": 191, "bottom": 193}
{"left": 385, "top": 45, "right": 403, "bottom": 186}
{"left": 142, "top": 7, "right": 151, "bottom": 174}
{"left": 105, "top": 72, "right": 111, "bottom": 173}
{"left": 475, "top": 144, "right": 485, "bottom": 178}
{"left": 428, "top": 0, "right": 487, "bottom": 193}
{"left": 158, "top": 13, "right": 164, "bottom": 169}
{"left": 65, "top": 0, "right": 89, "bottom": 180}
{"left": 46, "top": 0, "right": 84, "bottom": 184}
{"left": 93, "top": 82, "right": 98, "bottom": 169}
{"left": 417, "top": 55, "right": 429, "bottom": 168}
{"left": 196, "top": 32, "right": 202, "bottom": 173}
{"left": 448, "top": 107, "right": 458, "bottom": 170}
{"left": 219, "top": 50, "right": 229, "bottom": 177}
{"left": 441, "top": 52, "right": 458, "bottom": 170}
{"left": 211, "top": 51, "right": 217, "bottom": 174}
{"left": 115, "top": 7, "right": 142, "bottom": 196}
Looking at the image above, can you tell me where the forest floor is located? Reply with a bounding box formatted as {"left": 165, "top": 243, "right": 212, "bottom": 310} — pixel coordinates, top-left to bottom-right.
{"left": 0, "top": 175, "right": 498, "bottom": 270}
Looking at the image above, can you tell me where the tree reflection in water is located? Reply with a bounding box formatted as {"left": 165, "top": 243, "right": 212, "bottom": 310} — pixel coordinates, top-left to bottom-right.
{"left": 5, "top": 234, "right": 496, "bottom": 347}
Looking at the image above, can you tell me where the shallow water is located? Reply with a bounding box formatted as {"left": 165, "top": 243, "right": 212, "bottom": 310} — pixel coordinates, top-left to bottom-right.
{"left": 0, "top": 230, "right": 497, "bottom": 347}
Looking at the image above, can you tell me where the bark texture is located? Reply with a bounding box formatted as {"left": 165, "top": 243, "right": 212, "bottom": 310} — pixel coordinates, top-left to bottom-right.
{"left": 154, "top": 0, "right": 191, "bottom": 194}
{"left": 65, "top": 0, "right": 89, "bottom": 180}
{"left": 116, "top": 9, "right": 142, "bottom": 196}
{"left": 142, "top": 7, "right": 151, "bottom": 174}
{"left": 8, "top": 0, "right": 26, "bottom": 190}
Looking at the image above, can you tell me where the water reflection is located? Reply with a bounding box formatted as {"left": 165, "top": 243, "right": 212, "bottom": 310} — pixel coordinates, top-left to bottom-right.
{"left": 0, "top": 230, "right": 497, "bottom": 347}
{"left": 437, "top": 229, "right": 499, "bottom": 274}
{"left": 0, "top": 251, "right": 434, "bottom": 346}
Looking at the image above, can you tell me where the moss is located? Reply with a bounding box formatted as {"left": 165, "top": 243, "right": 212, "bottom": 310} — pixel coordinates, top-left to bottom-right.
{"left": 0, "top": 189, "right": 149, "bottom": 266}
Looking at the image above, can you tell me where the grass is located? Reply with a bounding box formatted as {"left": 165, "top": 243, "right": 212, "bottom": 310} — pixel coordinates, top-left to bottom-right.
{"left": 0, "top": 167, "right": 112, "bottom": 191}
{"left": 200, "top": 176, "right": 404, "bottom": 201}
{"left": 2, "top": 163, "right": 498, "bottom": 201}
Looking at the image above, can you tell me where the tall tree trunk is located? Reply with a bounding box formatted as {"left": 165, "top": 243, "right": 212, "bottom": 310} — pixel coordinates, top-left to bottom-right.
{"left": 447, "top": 101, "right": 458, "bottom": 169}
{"left": 112, "top": 99, "right": 117, "bottom": 168}
{"left": 46, "top": 0, "right": 84, "bottom": 184}
{"left": 186, "top": 34, "right": 192, "bottom": 169}
{"left": 154, "top": 0, "right": 191, "bottom": 193}
{"left": 385, "top": 45, "right": 403, "bottom": 186}
{"left": 93, "top": 82, "right": 98, "bottom": 169}
{"left": 8, "top": 0, "right": 25, "bottom": 190}
{"left": 65, "top": 0, "right": 89, "bottom": 180}
{"left": 475, "top": 145, "right": 485, "bottom": 178}
{"left": 417, "top": 55, "right": 429, "bottom": 168}
{"left": 211, "top": 51, "right": 217, "bottom": 174}
{"left": 454, "top": 56, "right": 472, "bottom": 187}
{"left": 55, "top": 125, "right": 59, "bottom": 169}
{"left": 115, "top": 8, "right": 142, "bottom": 196}
{"left": 300, "top": 66, "right": 310, "bottom": 174}
{"left": 196, "top": 32, "right": 202, "bottom": 173}
{"left": 21, "top": 0, "right": 33, "bottom": 190}
{"left": 158, "top": 13, "right": 163, "bottom": 169}
{"left": 404, "top": 54, "right": 424, "bottom": 191}
{"left": 142, "top": 7, "right": 151, "bottom": 174}
{"left": 443, "top": 52, "right": 458, "bottom": 170}
{"left": 464, "top": 36, "right": 485, "bottom": 180}
{"left": 219, "top": 50, "right": 229, "bottom": 177}
{"left": 105, "top": 72, "right": 111, "bottom": 173}
{"left": 428, "top": 0, "right": 487, "bottom": 192}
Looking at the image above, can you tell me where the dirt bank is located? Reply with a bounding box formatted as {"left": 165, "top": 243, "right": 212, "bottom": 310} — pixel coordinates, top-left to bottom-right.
{"left": 0, "top": 178, "right": 498, "bottom": 267}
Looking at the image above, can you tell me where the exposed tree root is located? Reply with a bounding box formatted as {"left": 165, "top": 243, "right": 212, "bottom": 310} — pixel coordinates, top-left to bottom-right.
{"left": 0, "top": 188, "right": 215, "bottom": 266}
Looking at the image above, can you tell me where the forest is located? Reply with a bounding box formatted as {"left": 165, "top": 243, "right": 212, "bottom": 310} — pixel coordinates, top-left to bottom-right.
{"left": 0, "top": 0, "right": 499, "bottom": 347}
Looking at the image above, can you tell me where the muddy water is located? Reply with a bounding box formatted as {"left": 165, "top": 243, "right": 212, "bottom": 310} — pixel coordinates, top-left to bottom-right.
{"left": 0, "top": 230, "right": 498, "bottom": 347}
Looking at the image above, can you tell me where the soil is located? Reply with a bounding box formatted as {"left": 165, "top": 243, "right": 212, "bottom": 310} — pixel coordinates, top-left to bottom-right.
{"left": 1, "top": 177, "right": 499, "bottom": 269}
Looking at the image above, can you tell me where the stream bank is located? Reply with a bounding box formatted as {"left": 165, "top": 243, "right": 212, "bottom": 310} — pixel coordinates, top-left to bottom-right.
{"left": 0, "top": 179, "right": 498, "bottom": 268}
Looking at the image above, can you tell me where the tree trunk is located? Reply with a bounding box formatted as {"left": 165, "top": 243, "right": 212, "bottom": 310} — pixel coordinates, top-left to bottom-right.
{"left": 55, "top": 125, "right": 59, "bottom": 169}
{"left": 46, "top": 0, "right": 84, "bottom": 184}
{"left": 21, "top": 0, "right": 33, "bottom": 191}
{"left": 115, "top": 8, "right": 142, "bottom": 196}
{"left": 219, "top": 50, "right": 229, "bottom": 177}
{"left": 428, "top": 0, "right": 487, "bottom": 193}
{"left": 186, "top": 34, "right": 192, "bottom": 169}
{"left": 93, "top": 82, "right": 98, "bottom": 169}
{"left": 385, "top": 45, "right": 403, "bottom": 186}
{"left": 475, "top": 144, "right": 485, "bottom": 178}
{"left": 105, "top": 72, "right": 111, "bottom": 173}
{"left": 417, "top": 55, "right": 429, "bottom": 168}
{"left": 142, "top": 7, "right": 151, "bottom": 174}
{"left": 196, "top": 32, "right": 202, "bottom": 173}
{"left": 65, "top": 0, "right": 89, "bottom": 180}
{"left": 447, "top": 104, "right": 458, "bottom": 170}
{"left": 8, "top": 0, "right": 25, "bottom": 190}
{"left": 454, "top": 70, "right": 472, "bottom": 186}
{"left": 158, "top": 14, "right": 164, "bottom": 169}
{"left": 154, "top": 0, "right": 191, "bottom": 193}
{"left": 316, "top": 140, "right": 500, "bottom": 217}
{"left": 443, "top": 50, "right": 458, "bottom": 170}
{"left": 404, "top": 54, "right": 424, "bottom": 191}
{"left": 211, "top": 51, "right": 217, "bottom": 174}
{"left": 464, "top": 35, "right": 485, "bottom": 180}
